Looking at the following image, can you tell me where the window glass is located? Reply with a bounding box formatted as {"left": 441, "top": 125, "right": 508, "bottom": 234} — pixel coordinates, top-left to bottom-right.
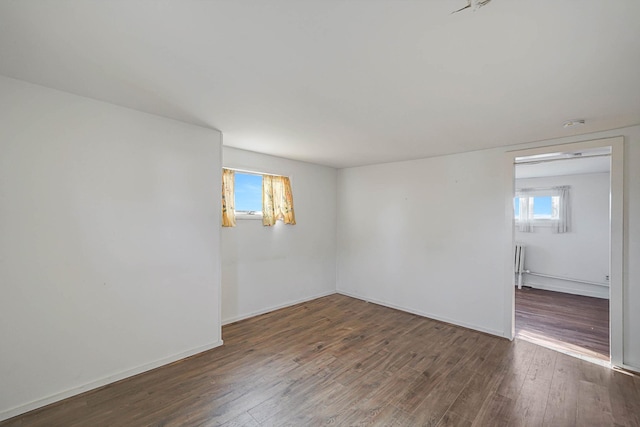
{"left": 234, "top": 172, "right": 262, "bottom": 213}
{"left": 514, "top": 194, "right": 561, "bottom": 221}
{"left": 532, "top": 196, "right": 553, "bottom": 218}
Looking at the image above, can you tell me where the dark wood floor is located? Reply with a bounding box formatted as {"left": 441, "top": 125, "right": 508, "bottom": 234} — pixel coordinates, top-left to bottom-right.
{"left": 515, "top": 287, "right": 610, "bottom": 361}
{"left": 2, "top": 294, "right": 638, "bottom": 426}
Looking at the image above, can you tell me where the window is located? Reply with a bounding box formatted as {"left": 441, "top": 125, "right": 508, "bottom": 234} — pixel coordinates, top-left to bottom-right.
{"left": 234, "top": 172, "right": 263, "bottom": 217}
{"left": 514, "top": 195, "right": 559, "bottom": 222}
{"left": 515, "top": 186, "right": 570, "bottom": 233}
{"left": 221, "top": 168, "right": 297, "bottom": 227}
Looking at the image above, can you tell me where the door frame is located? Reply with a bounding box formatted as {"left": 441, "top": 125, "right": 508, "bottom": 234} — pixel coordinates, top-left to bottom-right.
{"left": 503, "top": 136, "right": 624, "bottom": 367}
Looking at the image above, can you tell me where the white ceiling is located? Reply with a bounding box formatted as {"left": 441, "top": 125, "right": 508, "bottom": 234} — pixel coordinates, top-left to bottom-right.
{"left": 1, "top": 1, "right": 639, "bottom": 168}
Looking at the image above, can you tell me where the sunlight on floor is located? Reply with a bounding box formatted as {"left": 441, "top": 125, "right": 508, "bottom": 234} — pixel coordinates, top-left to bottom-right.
{"left": 516, "top": 328, "right": 610, "bottom": 367}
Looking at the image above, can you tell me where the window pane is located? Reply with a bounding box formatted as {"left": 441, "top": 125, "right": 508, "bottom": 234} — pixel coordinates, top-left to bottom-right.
{"left": 235, "top": 173, "right": 262, "bottom": 212}
{"left": 514, "top": 197, "right": 520, "bottom": 218}
{"left": 533, "top": 196, "right": 553, "bottom": 218}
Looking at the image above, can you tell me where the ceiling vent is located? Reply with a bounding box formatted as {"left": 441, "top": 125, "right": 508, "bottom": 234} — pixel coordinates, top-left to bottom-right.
{"left": 563, "top": 119, "right": 586, "bottom": 128}
{"left": 452, "top": 0, "right": 492, "bottom": 13}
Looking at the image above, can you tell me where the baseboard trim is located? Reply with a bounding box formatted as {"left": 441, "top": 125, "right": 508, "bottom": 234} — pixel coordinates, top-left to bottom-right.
{"left": 0, "top": 340, "right": 224, "bottom": 423}
{"left": 336, "top": 290, "right": 506, "bottom": 339}
{"left": 222, "top": 290, "right": 336, "bottom": 325}
{"left": 523, "top": 282, "right": 609, "bottom": 299}
{"left": 615, "top": 363, "right": 640, "bottom": 376}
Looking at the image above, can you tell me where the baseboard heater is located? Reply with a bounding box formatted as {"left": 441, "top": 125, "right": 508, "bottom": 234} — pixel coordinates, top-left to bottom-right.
{"left": 524, "top": 271, "right": 609, "bottom": 288}
{"left": 514, "top": 244, "right": 608, "bottom": 289}
{"left": 514, "top": 244, "right": 526, "bottom": 290}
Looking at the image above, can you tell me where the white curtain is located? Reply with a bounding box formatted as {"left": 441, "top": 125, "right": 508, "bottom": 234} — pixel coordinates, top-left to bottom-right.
{"left": 553, "top": 185, "right": 570, "bottom": 233}
{"left": 517, "top": 192, "right": 534, "bottom": 233}
{"left": 516, "top": 186, "right": 570, "bottom": 233}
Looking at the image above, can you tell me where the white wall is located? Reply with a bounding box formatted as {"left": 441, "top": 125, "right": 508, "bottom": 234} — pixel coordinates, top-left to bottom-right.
{"left": 0, "top": 76, "right": 223, "bottom": 420}
{"left": 337, "top": 149, "right": 507, "bottom": 336}
{"left": 221, "top": 147, "right": 337, "bottom": 324}
{"left": 515, "top": 173, "right": 610, "bottom": 298}
{"left": 337, "top": 125, "right": 640, "bottom": 370}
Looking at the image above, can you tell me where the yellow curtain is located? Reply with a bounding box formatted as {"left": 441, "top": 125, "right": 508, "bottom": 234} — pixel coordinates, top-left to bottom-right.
{"left": 221, "top": 168, "right": 236, "bottom": 227}
{"left": 262, "top": 175, "right": 296, "bottom": 226}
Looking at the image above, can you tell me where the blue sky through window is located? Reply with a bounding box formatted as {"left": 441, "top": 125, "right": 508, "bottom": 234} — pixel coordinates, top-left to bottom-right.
{"left": 533, "top": 196, "right": 552, "bottom": 217}
{"left": 514, "top": 195, "right": 555, "bottom": 220}
{"left": 235, "top": 172, "right": 262, "bottom": 212}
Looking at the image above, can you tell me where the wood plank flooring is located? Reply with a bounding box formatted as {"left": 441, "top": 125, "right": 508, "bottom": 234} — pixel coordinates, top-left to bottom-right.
{"left": 3, "top": 294, "right": 638, "bottom": 427}
{"left": 515, "top": 287, "right": 609, "bottom": 361}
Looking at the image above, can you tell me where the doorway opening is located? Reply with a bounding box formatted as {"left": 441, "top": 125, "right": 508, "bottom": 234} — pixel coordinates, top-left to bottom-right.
{"left": 505, "top": 137, "right": 624, "bottom": 367}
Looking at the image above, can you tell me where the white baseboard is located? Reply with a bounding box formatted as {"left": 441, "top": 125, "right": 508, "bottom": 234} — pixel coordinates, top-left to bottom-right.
{"left": 222, "top": 290, "right": 336, "bottom": 325}
{"left": 522, "top": 282, "right": 609, "bottom": 299}
{"left": 615, "top": 363, "right": 640, "bottom": 375}
{"left": 0, "top": 340, "right": 224, "bottom": 423}
{"left": 336, "top": 290, "right": 506, "bottom": 339}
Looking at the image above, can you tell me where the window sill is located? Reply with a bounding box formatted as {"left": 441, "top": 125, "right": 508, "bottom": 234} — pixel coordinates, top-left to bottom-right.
{"left": 516, "top": 220, "right": 559, "bottom": 228}
{"left": 235, "top": 212, "right": 263, "bottom": 221}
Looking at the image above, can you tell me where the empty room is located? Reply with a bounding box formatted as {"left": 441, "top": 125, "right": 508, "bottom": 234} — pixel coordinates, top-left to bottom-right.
{"left": 1, "top": 2, "right": 639, "bottom": 426}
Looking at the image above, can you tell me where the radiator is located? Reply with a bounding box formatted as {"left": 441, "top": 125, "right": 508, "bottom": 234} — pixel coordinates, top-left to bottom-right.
{"left": 514, "top": 243, "right": 526, "bottom": 289}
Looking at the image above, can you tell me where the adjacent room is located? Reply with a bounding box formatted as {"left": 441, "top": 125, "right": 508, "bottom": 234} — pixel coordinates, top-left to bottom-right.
{"left": 1, "top": 1, "right": 640, "bottom": 426}
{"left": 513, "top": 148, "right": 612, "bottom": 362}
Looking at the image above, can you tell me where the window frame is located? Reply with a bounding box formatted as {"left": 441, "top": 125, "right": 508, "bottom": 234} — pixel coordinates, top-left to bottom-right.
{"left": 515, "top": 190, "right": 561, "bottom": 227}
{"left": 223, "top": 167, "right": 295, "bottom": 222}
